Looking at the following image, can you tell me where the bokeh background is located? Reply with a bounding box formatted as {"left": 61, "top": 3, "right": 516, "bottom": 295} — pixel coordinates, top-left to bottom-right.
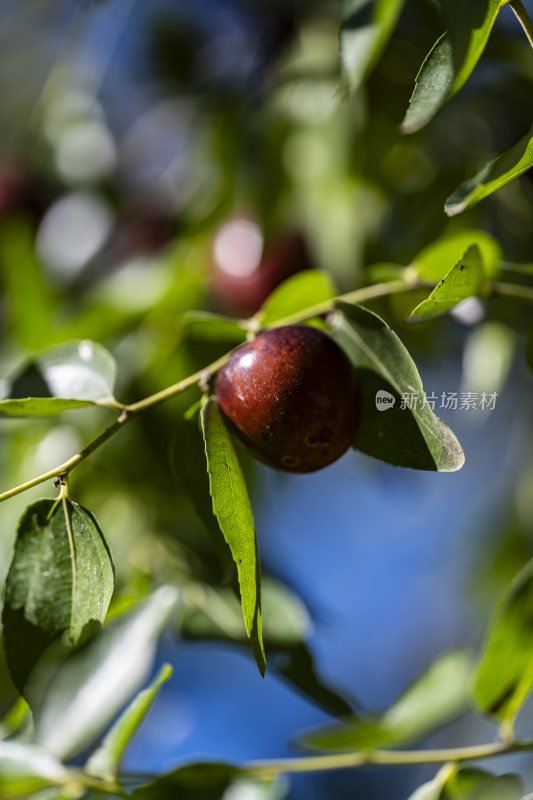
{"left": 1, "top": 1, "right": 533, "bottom": 798}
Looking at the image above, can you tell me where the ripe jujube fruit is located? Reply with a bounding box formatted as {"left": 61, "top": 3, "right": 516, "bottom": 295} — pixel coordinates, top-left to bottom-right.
{"left": 215, "top": 325, "right": 360, "bottom": 473}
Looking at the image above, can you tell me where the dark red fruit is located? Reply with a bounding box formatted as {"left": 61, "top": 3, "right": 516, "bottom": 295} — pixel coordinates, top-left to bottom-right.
{"left": 215, "top": 325, "right": 360, "bottom": 473}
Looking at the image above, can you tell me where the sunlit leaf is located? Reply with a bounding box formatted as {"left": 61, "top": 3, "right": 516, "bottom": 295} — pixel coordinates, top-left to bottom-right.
{"left": 445, "top": 128, "right": 533, "bottom": 216}
{"left": 412, "top": 230, "right": 501, "bottom": 282}
{"left": 33, "top": 586, "right": 179, "bottom": 759}
{"left": 340, "top": 0, "right": 405, "bottom": 94}
{"left": 331, "top": 303, "right": 465, "bottom": 471}
{"left": 300, "top": 650, "right": 471, "bottom": 751}
{"left": 86, "top": 663, "right": 172, "bottom": 780}
{"left": 258, "top": 270, "right": 336, "bottom": 326}
{"left": 475, "top": 558, "right": 533, "bottom": 723}
{"left": 2, "top": 499, "right": 114, "bottom": 695}
{"left": 201, "top": 398, "right": 265, "bottom": 675}
{"left": 0, "top": 340, "right": 117, "bottom": 416}
{"left": 0, "top": 741, "right": 70, "bottom": 799}
{"left": 409, "top": 245, "right": 485, "bottom": 320}
{"left": 401, "top": 1, "right": 509, "bottom": 134}
{"left": 0, "top": 697, "right": 30, "bottom": 740}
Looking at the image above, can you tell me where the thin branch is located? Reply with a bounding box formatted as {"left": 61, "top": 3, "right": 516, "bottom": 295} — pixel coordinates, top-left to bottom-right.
{"left": 489, "top": 280, "right": 533, "bottom": 303}
{"left": 0, "top": 273, "right": 530, "bottom": 506}
{"left": 245, "top": 739, "right": 533, "bottom": 777}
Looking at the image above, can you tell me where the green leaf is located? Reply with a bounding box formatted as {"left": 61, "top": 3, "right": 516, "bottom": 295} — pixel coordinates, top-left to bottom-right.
{"left": 257, "top": 270, "right": 336, "bottom": 326}
{"left": 0, "top": 741, "right": 70, "bottom": 799}
{"left": 132, "top": 762, "right": 241, "bottom": 800}
{"left": 412, "top": 230, "right": 501, "bottom": 282}
{"left": 0, "top": 697, "right": 30, "bottom": 740}
{"left": 0, "top": 398, "right": 101, "bottom": 416}
{"left": 401, "top": 1, "right": 509, "bottom": 134}
{"left": 134, "top": 770, "right": 288, "bottom": 800}
{"left": 201, "top": 398, "right": 266, "bottom": 676}
{"left": 32, "top": 586, "right": 179, "bottom": 760}
{"left": 331, "top": 303, "right": 465, "bottom": 471}
{"left": 2, "top": 498, "right": 114, "bottom": 695}
{"left": 409, "top": 245, "right": 485, "bottom": 320}
{"left": 86, "top": 663, "right": 173, "bottom": 780}
{"left": 300, "top": 650, "right": 471, "bottom": 752}
{"left": 445, "top": 128, "right": 533, "bottom": 216}
{"left": 443, "top": 768, "right": 523, "bottom": 800}
{"left": 0, "top": 340, "right": 117, "bottom": 416}
{"left": 474, "top": 558, "right": 533, "bottom": 723}
{"left": 340, "top": 0, "right": 405, "bottom": 94}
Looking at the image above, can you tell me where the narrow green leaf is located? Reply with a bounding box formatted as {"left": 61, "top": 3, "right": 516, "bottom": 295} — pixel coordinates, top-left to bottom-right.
{"left": 409, "top": 245, "right": 485, "bottom": 320}
{"left": 474, "top": 558, "right": 533, "bottom": 723}
{"left": 0, "top": 741, "right": 70, "bottom": 799}
{"left": 300, "top": 650, "right": 471, "bottom": 752}
{"left": 401, "top": 1, "right": 509, "bottom": 134}
{"left": 2, "top": 499, "right": 114, "bottom": 695}
{"left": 412, "top": 230, "right": 501, "bottom": 282}
{"left": 340, "top": 0, "right": 405, "bottom": 94}
{"left": 33, "top": 586, "right": 179, "bottom": 760}
{"left": 445, "top": 128, "right": 533, "bottom": 216}
{"left": 0, "top": 340, "right": 117, "bottom": 416}
{"left": 132, "top": 762, "right": 241, "bottom": 800}
{"left": 331, "top": 303, "right": 465, "bottom": 471}
{"left": 0, "top": 398, "right": 98, "bottom": 416}
{"left": 257, "top": 270, "right": 336, "bottom": 326}
{"left": 86, "top": 663, "right": 173, "bottom": 780}
{"left": 201, "top": 398, "right": 266, "bottom": 676}
{"left": 0, "top": 697, "right": 30, "bottom": 740}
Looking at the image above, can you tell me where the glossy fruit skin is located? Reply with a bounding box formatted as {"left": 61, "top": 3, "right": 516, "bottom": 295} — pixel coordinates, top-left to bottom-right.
{"left": 215, "top": 325, "right": 360, "bottom": 473}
